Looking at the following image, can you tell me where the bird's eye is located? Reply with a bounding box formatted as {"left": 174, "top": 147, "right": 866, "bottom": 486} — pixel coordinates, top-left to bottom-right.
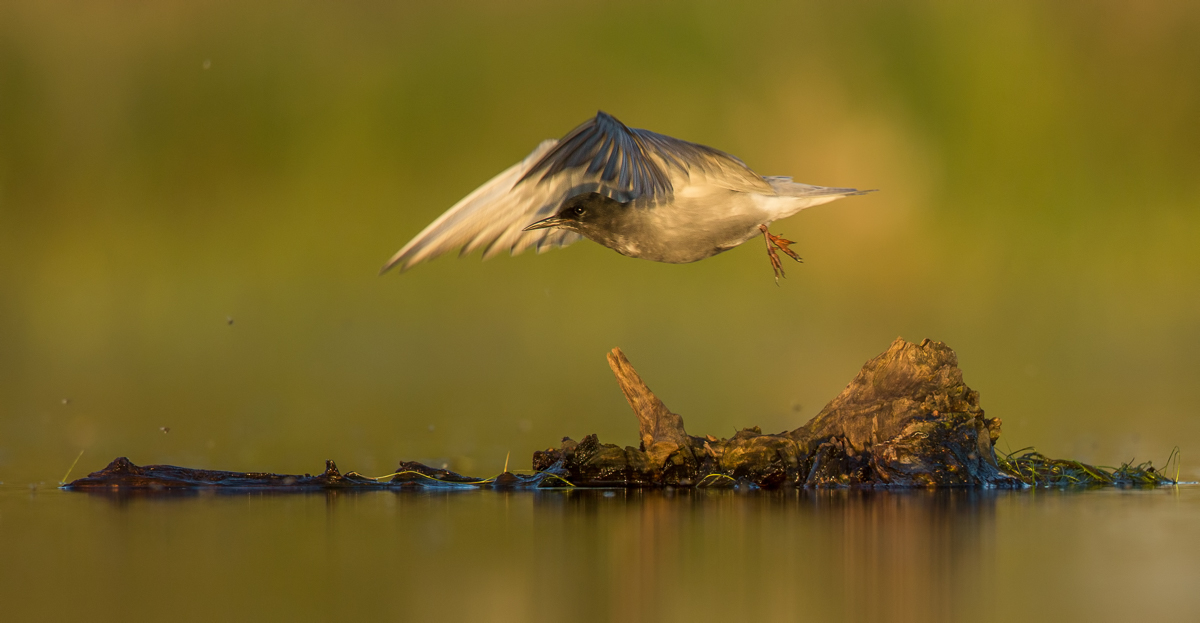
{"left": 571, "top": 206, "right": 586, "bottom": 217}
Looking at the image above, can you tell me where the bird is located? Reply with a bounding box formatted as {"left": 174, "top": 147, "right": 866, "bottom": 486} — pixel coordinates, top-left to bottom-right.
{"left": 381, "top": 111, "right": 872, "bottom": 282}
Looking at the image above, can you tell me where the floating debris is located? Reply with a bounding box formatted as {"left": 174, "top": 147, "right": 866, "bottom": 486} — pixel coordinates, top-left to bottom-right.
{"left": 60, "top": 339, "right": 1176, "bottom": 492}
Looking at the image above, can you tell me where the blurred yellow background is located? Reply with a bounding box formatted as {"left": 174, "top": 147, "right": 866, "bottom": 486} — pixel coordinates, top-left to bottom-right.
{"left": 2, "top": 1, "right": 1197, "bottom": 484}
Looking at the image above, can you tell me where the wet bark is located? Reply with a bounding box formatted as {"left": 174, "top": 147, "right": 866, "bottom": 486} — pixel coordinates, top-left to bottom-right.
{"left": 66, "top": 338, "right": 1053, "bottom": 490}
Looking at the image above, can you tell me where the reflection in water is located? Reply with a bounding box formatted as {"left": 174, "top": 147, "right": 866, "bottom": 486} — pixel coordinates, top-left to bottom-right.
{"left": 4, "top": 486, "right": 1198, "bottom": 622}
{"left": 529, "top": 489, "right": 996, "bottom": 623}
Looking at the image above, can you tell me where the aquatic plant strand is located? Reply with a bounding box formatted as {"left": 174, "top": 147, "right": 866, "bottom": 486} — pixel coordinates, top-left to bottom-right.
{"left": 996, "top": 448, "right": 1176, "bottom": 487}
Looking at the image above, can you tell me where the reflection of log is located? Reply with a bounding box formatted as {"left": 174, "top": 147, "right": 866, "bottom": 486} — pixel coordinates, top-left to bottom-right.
{"left": 534, "top": 338, "right": 1013, "bottom": 487}
{"left": 64, "top": 338, "right": 1174, "bottom": 490}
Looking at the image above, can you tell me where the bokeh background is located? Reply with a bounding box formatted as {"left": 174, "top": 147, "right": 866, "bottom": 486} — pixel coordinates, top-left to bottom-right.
{"left": 2, "top": 1, "right": 1198, "bottom": 485}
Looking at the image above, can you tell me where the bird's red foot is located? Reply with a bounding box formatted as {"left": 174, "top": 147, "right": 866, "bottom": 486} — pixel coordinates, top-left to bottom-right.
{"left": 759, "top": 224, "right": 803, "bottom": 284}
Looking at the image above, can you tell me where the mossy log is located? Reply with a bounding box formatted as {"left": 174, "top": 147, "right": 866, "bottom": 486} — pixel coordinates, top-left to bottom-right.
{"left": 64, "top": 338, "right": 1174, "bottom": 491}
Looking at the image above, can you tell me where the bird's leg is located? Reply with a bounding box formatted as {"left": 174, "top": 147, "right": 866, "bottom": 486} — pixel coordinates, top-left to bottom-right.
{"left": 759, "top": 224, "right": 803, "bottom": 284}
{"left": 761, "top": 225, "right": 786, "bottom": 283}
{"left": 764, "top": 225, "right": 803, "bottom": 263}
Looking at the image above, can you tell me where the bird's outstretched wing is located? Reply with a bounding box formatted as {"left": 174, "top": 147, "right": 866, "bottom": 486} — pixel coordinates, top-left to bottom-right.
{"left": 380, "top": 139, "right": 574, "bottom": 273}
{"left": 381, "top": 111, "right": 771, "bottom": 273}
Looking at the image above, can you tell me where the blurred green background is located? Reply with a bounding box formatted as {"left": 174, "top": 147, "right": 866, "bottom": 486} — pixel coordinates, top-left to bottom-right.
{"left": 2, "top": 1, "right": 1198, "bottom": 485}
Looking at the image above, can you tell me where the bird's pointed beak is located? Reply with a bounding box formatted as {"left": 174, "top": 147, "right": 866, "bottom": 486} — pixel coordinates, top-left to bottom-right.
{"left": 522, "top": 216, "right": 568, "bottom": 232}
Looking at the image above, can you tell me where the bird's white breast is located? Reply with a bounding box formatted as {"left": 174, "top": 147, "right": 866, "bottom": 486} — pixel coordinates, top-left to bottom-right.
{"left": 610, "top": 184, "right": 774, "bottom": 263}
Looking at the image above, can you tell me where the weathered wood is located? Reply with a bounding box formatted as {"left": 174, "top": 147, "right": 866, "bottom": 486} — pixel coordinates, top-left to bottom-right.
{"left": 534, "top": 338, "right": 1012, "bottom": 487}
{"left": 606, "top": 347, "right": 689, "bottom": 448}
{"left": 787, "top": 338, "right": 1007, "bottom": 486}
{"left": 65, "top": 457, "right": 560, "bottom": 490}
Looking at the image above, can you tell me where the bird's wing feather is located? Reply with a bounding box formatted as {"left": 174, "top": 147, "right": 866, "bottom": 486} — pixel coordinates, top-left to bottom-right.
{"left": 521, "top": 112, "right": 774, "bottom": 198}
{"left": 633, "top": 129, "right": 774, "bottom": 194}
{"left": 517, "top": 111, "right": 673, "bottom": 202}
{"left": 381, "top": 139, "right": 586, "bottom": 273}
{"left": 381, "top": 111, "right": 773, "bottom": 273}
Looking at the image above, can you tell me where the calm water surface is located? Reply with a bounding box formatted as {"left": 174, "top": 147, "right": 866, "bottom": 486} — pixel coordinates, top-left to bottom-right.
{"left": 2, "top": 484, "right": 1196, "bottom": 622}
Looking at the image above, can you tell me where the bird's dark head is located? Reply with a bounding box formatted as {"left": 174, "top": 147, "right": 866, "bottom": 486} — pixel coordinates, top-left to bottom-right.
{"left": 522, "top": 192, "right": 627, "bottom": 238}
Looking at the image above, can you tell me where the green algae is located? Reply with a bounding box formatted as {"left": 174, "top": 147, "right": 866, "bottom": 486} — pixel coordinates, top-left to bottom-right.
{"left": 997, "top": 447, "right": 1180, "bottom": 487}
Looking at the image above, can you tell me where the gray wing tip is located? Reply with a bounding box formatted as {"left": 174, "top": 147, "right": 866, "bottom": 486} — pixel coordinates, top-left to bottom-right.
{"left": 823, "top": 187, "right": 878, "bottom": 197}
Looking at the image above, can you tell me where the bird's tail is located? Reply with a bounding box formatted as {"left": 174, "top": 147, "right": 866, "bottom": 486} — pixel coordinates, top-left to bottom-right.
{"left": 758, "top": 177, "right": 876, "bottom": 219}
{"left": 763, "top": 176, "right": 876, "bottom": 198}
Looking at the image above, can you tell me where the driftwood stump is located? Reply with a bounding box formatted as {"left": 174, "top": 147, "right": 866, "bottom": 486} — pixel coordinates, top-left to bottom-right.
{"left": 533, "top": 338, "right": 1012, "bottom": 487}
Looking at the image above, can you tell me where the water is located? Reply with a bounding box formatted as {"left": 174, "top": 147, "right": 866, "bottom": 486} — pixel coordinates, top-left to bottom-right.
{"left": 2, "top": 484, "right": 1196, "bottom": 622}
